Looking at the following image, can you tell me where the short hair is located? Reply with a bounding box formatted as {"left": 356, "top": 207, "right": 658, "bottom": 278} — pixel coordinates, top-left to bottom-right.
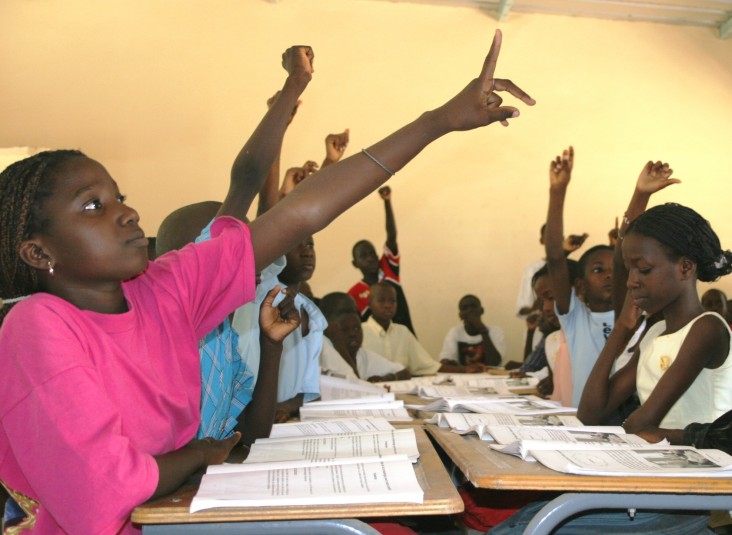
{"left": 532, "top": 260, "right": 579, "bottom": 287}
{"left": 156, "top": 201, "right": 221, "bottom": 256}
{"left": 319, "top": 292, "right": 359, "bottom": 323}
{"left": 458, "top": 294, "right": 481, "bottom": 308}
{"left": 578, "top": 245, "right": 613, "bottom": 278}
{"left": 627, "top": 203, "right": 732, "bottom": 283}
{"left": 351, "top": 239, "right": 375, "bottom": 260}
{"left": 369, "top": 281, "right": 396, "bottom": 299}
{"left": 0, "top": 149, "right": 86, "bottom": 322}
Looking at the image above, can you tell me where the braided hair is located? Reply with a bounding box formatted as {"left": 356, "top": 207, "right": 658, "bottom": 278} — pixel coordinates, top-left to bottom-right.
{"left": 0, "top": 150, "right": 85, "bottom": 322}
{"left": 626, "top": 203, "right": 732, "bottom": 283}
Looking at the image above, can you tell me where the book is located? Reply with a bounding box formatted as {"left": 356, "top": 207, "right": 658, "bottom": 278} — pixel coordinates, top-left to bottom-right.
{"left": 319, "top": 374, "right": 392, "bottom": 401}
{"left": 190, "top": 428, "right": 424, "bottom": 512}
{"left": 190, "top": 458, "right": 424, "bottom": 512}
{"left": 427, "top": 412, "right": 588, "bottom": 440}
{"left": 267, "top": 417, "right": 395, "bottom": 439}
{"left": 299, "top": 399, "right": 413, "bottom": 422}
{"left": 242, "top": 428, "right": 420, "bottom": 464}
{"left": 531, "top": 446, "right": 732, "bottom": 478}
{"left": 486, "top": 425, "right": 651, "bottom": 461}
{"left": 413, "top": 397, "right": 574, "bottom": 416}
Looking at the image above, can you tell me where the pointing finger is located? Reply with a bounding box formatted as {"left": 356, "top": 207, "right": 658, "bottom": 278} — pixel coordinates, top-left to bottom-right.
{"left": 478, "top": 29, "right": 502, "bottom": 89}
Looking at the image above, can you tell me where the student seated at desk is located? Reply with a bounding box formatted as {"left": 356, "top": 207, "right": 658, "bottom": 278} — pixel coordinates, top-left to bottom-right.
{"left": 439, "top": 294, "right": 505, "bottom": 368}
{"left": 320, "top": 292, "right": 410, "bottom": 382}
{"left": 362, "top": 282, "right": 441, "bottom": 376}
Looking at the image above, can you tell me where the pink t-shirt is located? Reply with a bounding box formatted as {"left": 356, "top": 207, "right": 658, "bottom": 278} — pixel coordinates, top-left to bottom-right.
{"left": 0, "top": 217, "right": 255, "bottom": 534}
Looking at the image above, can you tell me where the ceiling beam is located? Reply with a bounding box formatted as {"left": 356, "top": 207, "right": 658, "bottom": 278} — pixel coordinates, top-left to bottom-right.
{"left": 721, "top": 15, "right": 732, "bottom": 39}
{"left": 497, "top": 0, "right": 513, "bottom": 20}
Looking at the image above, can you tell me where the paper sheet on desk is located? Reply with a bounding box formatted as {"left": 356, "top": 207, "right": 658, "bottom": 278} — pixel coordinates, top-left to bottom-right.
{"left": 266, "top": 417, "right": 395, "bottom": 439}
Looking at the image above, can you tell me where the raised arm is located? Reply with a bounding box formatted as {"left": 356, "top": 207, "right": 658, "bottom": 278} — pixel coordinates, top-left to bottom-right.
{"left": 545, "top": 146, "right": 574, "bottom": 314}
{"left": 380, "top": 186, "right": 398, "bottom": 254}
{"left": 249, "top": 30, "right": 535, "bottom": 272}
{"left": 218, "top": 46, "right": 313, "bottom": 220}
{"left": 612, "top": 161, "right": 679, "bottom": 317}
{"left": 257, "top": 91, "right": 302, "bottom": 216}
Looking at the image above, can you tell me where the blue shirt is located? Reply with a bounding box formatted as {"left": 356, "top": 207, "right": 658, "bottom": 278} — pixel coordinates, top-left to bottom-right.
{"left": 195, "top": 221, "right": 255, "bottom": 439}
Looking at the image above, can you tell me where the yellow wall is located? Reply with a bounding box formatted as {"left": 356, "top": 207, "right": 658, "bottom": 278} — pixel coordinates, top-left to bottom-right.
{"left": 2, "top": 0, "right": 732, "bottom": 358}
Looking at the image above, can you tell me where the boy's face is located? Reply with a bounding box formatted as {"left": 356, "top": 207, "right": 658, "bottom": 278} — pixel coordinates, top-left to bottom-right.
{"left": 580, "top": 249, "right": 613, "bottom": 308}
{"left": 280, "top": 236, "right": 315, "bottom": 284}
{"left": 369, "top": 284, "right": 397, "bottom": 323}
{"left": 458, "top": 296, "right": 483, "bottom": 322}
{"left": 533, "top": 275, "right": 560, "bottom": 332}
{"left": 702, "top": 290, "right": 727, "bottom": 317}
{"left": 352, "top": 242, "right": 379, "bottom": 276}
{"left": 326, "top": 313, "right": 363, "bottom": 359}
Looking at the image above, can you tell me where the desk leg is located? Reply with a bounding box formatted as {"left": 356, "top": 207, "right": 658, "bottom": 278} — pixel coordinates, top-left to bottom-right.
{"left": 141, "top": 518, "right": 382, "bottom": 534}
{"left": 523, "top": 493, "right": 732, "bottom": 535}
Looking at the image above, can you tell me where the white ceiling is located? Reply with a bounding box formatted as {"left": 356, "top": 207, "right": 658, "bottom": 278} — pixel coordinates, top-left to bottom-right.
{"left": 365, "top": 0, "right": 732, "bottom": 38}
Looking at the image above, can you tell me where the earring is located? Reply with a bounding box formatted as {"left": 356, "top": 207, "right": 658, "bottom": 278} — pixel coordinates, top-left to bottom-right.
{"left": 47, "top": 261, "right": 55, "bottom": 276}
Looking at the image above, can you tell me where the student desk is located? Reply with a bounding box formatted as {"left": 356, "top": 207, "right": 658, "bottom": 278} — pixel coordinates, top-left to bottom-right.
{"left": 426, "top": 425, "right": 732, "bottom": 535}
{"left": 131, "top": 427, "right": 463, "bottom": 534}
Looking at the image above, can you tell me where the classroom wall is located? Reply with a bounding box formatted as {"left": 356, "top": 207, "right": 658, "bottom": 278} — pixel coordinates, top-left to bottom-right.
{"left": 2, "top": 0, "right": 732, "bottom": 359}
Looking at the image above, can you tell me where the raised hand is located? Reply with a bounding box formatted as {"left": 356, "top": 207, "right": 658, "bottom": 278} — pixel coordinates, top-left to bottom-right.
{"left": 563, "top": 232, "right": 588, "bottom": 254}
{"left": 279, "top": 166, "right": 309, "bottom": 198}
{"left": 281, "top": 45, "right": 314, "bottom": 82}
{"left": 549, "top": 146, "right": 574, "bottom": 189}
{"left": 302, "top": 160, "right": 319, "bottom": 175}
{"left": 434, "top": 30, "right": 535, "bottom": 131}
{"left": 259, "top": 286, "right": 301, "bottom": 344}
{"left": 636, "top": 160, "right": 680, "bottom": 194}
{"left": 324, "top": 129, "right": 350, "bottom": 165}
{"left": 378, "top": 185, "right": 391, "bottom": 200}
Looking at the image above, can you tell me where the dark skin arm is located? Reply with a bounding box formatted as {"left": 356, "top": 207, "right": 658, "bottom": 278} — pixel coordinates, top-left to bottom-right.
{"left": 380, "top": 186, "right": 398, "bottom": 255}
{"left": 367, "top": 368, "right": 411, "bottom": 382}
{"left": 236, "top": 286, "right": 300, "bottom": 446}
{"left": 248, "top": 31, "right": 535, "bottom": 273}
{"left": 257, "top": 91, "right": 302, "bottom": 216}
{"left": 274, "top": 394, "right": 306, "bottom": 423}
{"left": 218, "top": 46, "right": 313, "bottom": 221}
{"left": 438, "top": 361, "right": 487, "bottom": 374}
{"left": 545, "top": 146, "right": 574, "bottom": 315}
{"left": 152, "top": 433, "right": 240, "bottom": 500}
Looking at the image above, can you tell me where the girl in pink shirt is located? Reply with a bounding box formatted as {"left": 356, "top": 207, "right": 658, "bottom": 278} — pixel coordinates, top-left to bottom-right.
{"left": 0, "top": 33, "right": 534, "bottom": 533}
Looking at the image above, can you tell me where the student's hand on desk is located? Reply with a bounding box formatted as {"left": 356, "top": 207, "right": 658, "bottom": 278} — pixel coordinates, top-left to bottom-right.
{"left": 537, "top": 375, "right": 553, "bottom": 398}
{"left": 187, "top": 432, "right": 241, "bottom": 466}
{"left": 464, "top": 363, "right": 487, "bottom": 374}
{"left": 433, "top": 29, "right": 534, "bottom": 131}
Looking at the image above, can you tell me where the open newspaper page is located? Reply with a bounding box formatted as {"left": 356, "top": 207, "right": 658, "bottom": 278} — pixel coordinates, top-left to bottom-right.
{"left": 191, "top": 458, "right": 424, "bottom": 512}
{"left": 267, "top": 417, "right": 395, "bottom": 439}
{"left": 238, "top": 428, "right": 420, "bottom": 465}
{"left": 531, "top": 447, "right": 732, "bottom": 477}
{"left": 409, "top": 395, "right": 542, "bottom": 413}
{"left": 299, "top": 399, "right": 412, "bottom": 422}
{"left": 319, "top": 374, "right": 392, "bottom": 401}
{"left": 427, "top": 412, "right": 585, "bottom": 439}
{"left": 487, "top": 425, "right": 650, "bottom": 460}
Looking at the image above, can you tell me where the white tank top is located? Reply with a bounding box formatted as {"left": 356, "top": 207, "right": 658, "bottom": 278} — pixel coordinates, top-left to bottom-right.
{"left": 637, "top": 312, "right": 732, "bottom": 429}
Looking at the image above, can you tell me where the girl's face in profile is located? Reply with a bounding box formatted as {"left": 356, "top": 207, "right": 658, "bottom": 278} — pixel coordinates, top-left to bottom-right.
{"left": 24, "top": 157, "right": 149, "bottom": 289}
{"left": 623, "top": 232, "right": 686, "bottom": 315}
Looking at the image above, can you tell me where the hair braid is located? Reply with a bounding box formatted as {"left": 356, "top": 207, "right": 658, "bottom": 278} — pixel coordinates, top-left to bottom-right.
{"left": 626, "top": 203, "right": 732, "bottom": 283}
{"left": 0, "top": 150, "right": 85, "bottom": 322}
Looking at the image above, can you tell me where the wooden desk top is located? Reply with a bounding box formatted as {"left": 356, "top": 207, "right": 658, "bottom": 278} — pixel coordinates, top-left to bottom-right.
{"left": 132, "top": 427, "right": 462, "bottom": 525}
{"left": 427, "top": 425, "right": 732, "bottom": 494}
